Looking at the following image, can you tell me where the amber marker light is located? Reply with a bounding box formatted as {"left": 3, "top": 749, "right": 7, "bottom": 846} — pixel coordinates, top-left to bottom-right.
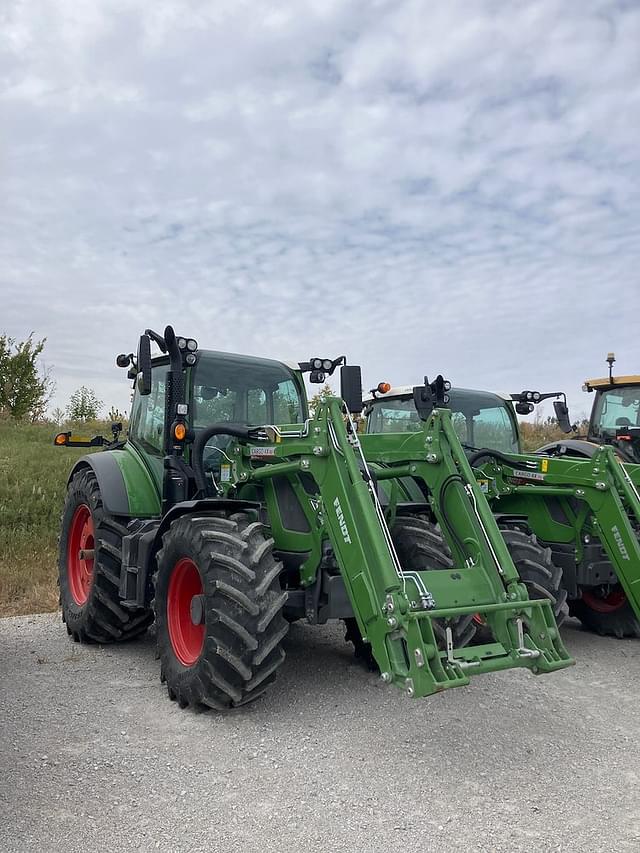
{"left": 54, "top": 433, "right": 68, "bottom": 446}
{"left": 377, "top": 382, "right": 391, "bottom": 394}
{"left": 174, "top": 423, "right": 187, "bottom": 441}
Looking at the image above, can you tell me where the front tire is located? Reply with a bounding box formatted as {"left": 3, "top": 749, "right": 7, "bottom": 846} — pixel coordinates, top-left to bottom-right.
{"left": 154, "top": 511, "right": 289, "bottom": 710}
{"left": 344, "top": 513, "right": 476, "bottom": 667}
{"left": 469, "top": 524, "right": 568, "bottom": 643}
{"left": 59, "top": 468, "right": 153, "bottom": 643}
{"left": 391, "top": 514, "right": 477, "bottom": 646}
{"left": 499, "top": 525, "right": 568, "bottom": 628}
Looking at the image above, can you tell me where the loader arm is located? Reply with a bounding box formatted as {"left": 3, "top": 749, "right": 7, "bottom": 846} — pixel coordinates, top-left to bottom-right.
{"left": 475, "top": 446, "right": 640, "bottom": 620}
{"left": 225, "top": 398, "right": 572, "bottom": 699}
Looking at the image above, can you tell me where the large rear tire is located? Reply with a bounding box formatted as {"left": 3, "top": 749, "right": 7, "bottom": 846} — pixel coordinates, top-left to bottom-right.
{"left": 59, "top": 468, "right": 153, "bottom": 643}
{"left": 154, "top": 511, "right": 289, "bottom": 710}
{"left": 571, "top": 587, "right": 640, "bottom": 639}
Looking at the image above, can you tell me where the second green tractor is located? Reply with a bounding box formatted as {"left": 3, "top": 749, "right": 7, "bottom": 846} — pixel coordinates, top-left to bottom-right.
{"left": 364, "top": 379, "right": 640, "bottom": 639}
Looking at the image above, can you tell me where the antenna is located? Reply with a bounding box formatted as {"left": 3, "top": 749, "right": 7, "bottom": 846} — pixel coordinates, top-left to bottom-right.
{"left": 606, "top": 352, "right": 616, "bottom": 382}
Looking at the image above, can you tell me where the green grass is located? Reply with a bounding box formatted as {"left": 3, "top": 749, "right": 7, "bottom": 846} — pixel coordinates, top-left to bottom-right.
{"left": 0, "top": 419, "right": 97, "bottom": 615}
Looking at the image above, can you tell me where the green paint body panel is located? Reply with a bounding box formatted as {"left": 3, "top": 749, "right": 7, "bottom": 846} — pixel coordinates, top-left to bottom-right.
{"left": 113, "top": 444, "right": 162, "bottom": 517}
{"left": 476, "top": 447, "right": 640, "bottom": 620}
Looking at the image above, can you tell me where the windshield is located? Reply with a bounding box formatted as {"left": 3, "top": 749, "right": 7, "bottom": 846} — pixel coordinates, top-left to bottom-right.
{"left": 191, "top": 354, "right": 305, "bottom": 427}
{"left": 591, "top": 387, "right": 640, "bottom": 437}
{"left": 366, "top": 388, "right": 519, "bottom": 453}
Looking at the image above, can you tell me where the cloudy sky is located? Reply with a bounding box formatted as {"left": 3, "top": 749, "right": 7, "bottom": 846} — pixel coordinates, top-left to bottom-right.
{"left": 2, "top": 0, "right": 639, "bottom": 421}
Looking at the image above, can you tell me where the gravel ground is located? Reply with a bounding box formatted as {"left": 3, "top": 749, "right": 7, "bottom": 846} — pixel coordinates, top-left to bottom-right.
{"left": 1, "top": 613, "right": 639, "bottom": 853}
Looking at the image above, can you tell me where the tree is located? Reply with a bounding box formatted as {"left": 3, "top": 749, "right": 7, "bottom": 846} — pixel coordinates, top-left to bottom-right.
{"left": 107, "top": 405, "right": 128, "bottom": 423}
{"left": 0, "top": 333, "right": 55, "bottom": 421}
{"left": 51, "top": 407, "right": 66, "bottom": 426}
{"left": 308, "top": 383, "right": 333, "bottom": 418}
{"left": 67, "top": 386, "right": 103, "bottom": 422}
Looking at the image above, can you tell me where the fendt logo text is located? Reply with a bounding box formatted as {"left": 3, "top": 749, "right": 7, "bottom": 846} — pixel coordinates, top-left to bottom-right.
{"left": 334, "top": 497, "right": 352, "bottom": 544}
{"left": 612, "top": 525, "right": 630, "bottom": 561}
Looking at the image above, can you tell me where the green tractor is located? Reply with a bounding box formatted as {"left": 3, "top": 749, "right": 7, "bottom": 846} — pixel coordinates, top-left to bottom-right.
{"left": 54, "top": 326, "right": 571, "bottom": 710}
{"left": 363, "top": 381, "right": 640, "bottom": 640}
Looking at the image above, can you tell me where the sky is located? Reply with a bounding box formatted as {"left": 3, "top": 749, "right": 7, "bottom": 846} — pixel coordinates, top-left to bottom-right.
{"left": 2, "top": 0, "right": 639, "bottom": 423}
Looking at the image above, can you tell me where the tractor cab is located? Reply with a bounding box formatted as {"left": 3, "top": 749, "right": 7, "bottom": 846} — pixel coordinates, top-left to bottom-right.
{"left": 363, "top": 384, "right": 521, "bottom": 454}
{"left": 128, "top": 347, "right": 308, "bottom": 494}
{"left": 584, "top": 355, "right": 640, "bottom": 463}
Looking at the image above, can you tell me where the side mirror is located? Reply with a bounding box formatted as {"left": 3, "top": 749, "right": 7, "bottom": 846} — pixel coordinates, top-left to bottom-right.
{"left": 137, "top": 334, "right": 152, "bottom": 396}
{"left": 553, "top": 400, "right": 572, "bottom": 434}
{"left": 340, "top": 365, "right": 363, "bottom": 414}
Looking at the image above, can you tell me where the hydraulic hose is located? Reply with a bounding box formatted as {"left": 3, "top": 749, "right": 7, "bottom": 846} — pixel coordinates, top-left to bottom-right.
{"left": 467, "top": 448, "right": 524, "bottom": 469}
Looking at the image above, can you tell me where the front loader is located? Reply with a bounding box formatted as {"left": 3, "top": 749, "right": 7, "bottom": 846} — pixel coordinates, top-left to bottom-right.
{"left": 363, "top": 382, "right": 640, "bottom": 639}
{"left": 468, "top": 444, "right": 640, "bottom": 638}
{"left": 54, "top": 327, "right": 571, "bottom": 710}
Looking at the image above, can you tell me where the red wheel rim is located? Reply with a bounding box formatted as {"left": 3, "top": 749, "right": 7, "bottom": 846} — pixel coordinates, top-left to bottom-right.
{"left": 581, "top": 588, "right": 627, "bottom": 614}
{"left": 67, "top": 504, "right": 95, "bottom": 605}
{"left": 167, "top": 558, "right": 205, "bottom": 666}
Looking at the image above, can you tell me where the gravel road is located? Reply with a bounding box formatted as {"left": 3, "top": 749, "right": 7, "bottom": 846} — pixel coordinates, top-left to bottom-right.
{"left": 1, "top": 613, "right": 639, "bottom": 853}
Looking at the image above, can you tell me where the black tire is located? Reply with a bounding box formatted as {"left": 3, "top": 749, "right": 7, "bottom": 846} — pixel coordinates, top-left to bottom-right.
{"left": 154, "top": 511, "right": 289, "bottom": 710}
{"left": 499, "top": 524, "right": 568, "bottom": 627}
{"left": 344, "top": 513, "right": 476, "bottom": 667}
{"left": 392, "top": 514, "right": 477, "bottom": 646}
{"left": 571, "top": 588, "right": 640, "bottom": 639}
{"left": 59, "top": 467, "right": 154, "bottom": 643}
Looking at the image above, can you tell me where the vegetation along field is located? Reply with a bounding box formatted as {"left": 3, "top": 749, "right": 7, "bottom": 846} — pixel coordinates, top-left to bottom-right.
{"left": 0, "top": 419, "right": 96, "bottom": 616}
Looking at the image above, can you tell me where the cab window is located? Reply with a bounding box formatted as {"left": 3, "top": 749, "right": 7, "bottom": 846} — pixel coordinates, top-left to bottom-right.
{"left": 367, "top": 399, "right": 421, "bottom": 433}
{"left": 592, "top": 388, "right": 640, "bottom": 435}
{"left": 472, "top": 405, "right": 517, "bottom": 453}
{"left": 192, "top": 358, "right": 305, "bottom": 428}
{"left": 366, "top": 389, "right": 519, "bottom": 454}
{"left": 129, "top": 363, "right": 169, "bottom": 456}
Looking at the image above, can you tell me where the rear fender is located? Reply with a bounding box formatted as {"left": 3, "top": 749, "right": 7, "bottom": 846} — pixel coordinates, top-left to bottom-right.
{"left": 68, "top": 446, "right": 161, "bottom": 517}
{"left": 536, "top": 439, "right": 600, "bottom": 459}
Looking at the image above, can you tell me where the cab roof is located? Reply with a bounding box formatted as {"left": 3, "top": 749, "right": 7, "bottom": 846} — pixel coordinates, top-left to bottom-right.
{"left": 151, "top": 348, "right": 301, "bottom": 375}
{"left": 362, "top": 385, "right": 512, "bottom": 405}
{"left": 583, "top": 375, "right": 640, "bottom": 392}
